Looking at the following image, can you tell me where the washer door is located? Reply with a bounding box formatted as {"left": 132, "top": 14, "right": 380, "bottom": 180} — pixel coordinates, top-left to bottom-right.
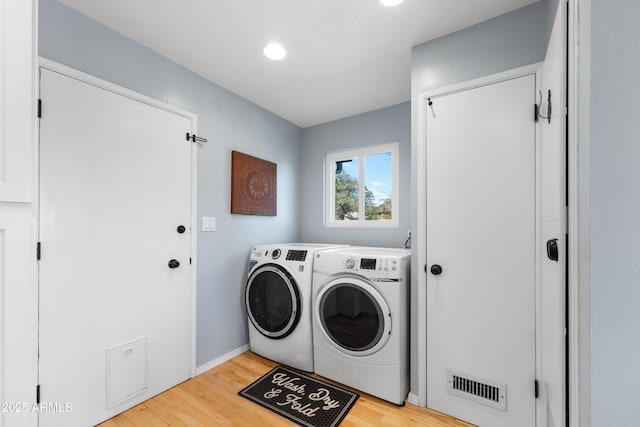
{"left": 315, "top": 277, "right": 391, "bottom": 356}
{"left": 246, "top": 264, "right": 301, "bottom": 339}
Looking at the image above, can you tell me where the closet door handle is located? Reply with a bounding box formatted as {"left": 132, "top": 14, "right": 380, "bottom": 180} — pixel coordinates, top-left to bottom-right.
{"left": 430, "top": 264, "right": 443, "bottom": 275}
{"left": 168, "top": 259, "right": 180, "bottom": 269}
{"left": 546, "top": 239, "right": 559, "bottom": 262}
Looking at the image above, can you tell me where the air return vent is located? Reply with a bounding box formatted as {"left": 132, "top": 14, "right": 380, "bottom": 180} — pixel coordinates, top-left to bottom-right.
{"left": 447, "top": 370, "right": 507, "bottom": 411}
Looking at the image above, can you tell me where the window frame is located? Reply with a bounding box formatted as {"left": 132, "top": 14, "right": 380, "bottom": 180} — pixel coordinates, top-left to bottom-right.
{"left": 325, "top": 142, "right": 399, "bottom": 228}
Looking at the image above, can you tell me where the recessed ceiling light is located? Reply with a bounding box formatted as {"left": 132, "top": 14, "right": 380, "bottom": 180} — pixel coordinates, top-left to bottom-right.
{"left": 380, "top": 0, "right": 404, "bottom": 6}
{"left": 263, "top": 43, "right": 286, "bottom": 61}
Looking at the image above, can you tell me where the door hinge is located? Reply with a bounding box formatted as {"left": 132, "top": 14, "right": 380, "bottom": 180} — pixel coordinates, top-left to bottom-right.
{"left": 37, "top": 242, "right": 41, "bottom": 260}
{"left": 189, "top": 257, "right": 192, "bottom": 265}
{"left": 38, "top": 99, "right": 42, "bottom": 118}
{"left": 534, "top": 380, "right": 539, "bottom": 398}
{"left": 36, "top": 384, "right": 41, "bottom": 404}
{"left": 534, "top": 103, "right": 539, "bottom": 122}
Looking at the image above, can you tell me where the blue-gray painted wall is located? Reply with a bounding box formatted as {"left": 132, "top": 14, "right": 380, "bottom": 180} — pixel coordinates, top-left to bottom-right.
{"left": 300, "top": 102, "right": 411, "bottom": 248}
{"left": 589, "top": 0, "right": 640, "bottom": 424}
{"left": 412, "top": 1, "right": 548, "bottom": 97}
{"left": 38, "top": 0, "right": 302, "bottom": 367}
{"left": 410, "top": 0, "right": 550, "bottom": 397}
{"left": 545, "top": 0, "right": 560, "bottom": 44}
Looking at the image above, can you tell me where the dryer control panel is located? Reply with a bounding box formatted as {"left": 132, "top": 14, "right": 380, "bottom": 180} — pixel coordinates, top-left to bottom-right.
{"left": 342, "top": 256, "right": 402, "bottom": 278}
{"left": 314, "top": 247, "right": 410, "bottom": 281}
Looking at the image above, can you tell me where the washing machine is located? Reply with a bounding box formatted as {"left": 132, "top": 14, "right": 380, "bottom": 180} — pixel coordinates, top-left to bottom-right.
{"left": 245, "top": 243, "right": 347, "bottom": 372}
{"left": 312, "top": 246, "right": 411, "bottom": 405}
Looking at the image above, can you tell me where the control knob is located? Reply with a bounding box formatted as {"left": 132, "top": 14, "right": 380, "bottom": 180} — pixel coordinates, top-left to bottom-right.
{"left": 345, "top": 257, "right": 356, "bottom": 269}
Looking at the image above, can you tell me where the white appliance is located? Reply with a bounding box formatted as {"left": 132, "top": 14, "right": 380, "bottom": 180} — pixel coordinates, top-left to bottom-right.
{"left": 245, "top": 243, "right": 347, "bottom": 372}
{"left": 312, "top": 246, "right": 411, "bottom": 405}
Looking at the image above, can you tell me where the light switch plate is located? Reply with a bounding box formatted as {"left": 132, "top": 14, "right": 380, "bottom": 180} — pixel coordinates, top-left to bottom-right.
{"left": 202, "top": 216, "right": 216, "bottom": 232}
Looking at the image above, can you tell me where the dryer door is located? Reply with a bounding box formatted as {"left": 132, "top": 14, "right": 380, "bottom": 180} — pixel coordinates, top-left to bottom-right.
{"left": 246, "top": 264, "right": 301, "bottom": 339}
{"left": 315, "top": 277, "right": 391, "bottom": 356}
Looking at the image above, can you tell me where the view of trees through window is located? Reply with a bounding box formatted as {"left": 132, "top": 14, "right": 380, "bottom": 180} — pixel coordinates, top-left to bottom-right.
{"left": 334, "top": 152, "right": 392, "bottom": 221}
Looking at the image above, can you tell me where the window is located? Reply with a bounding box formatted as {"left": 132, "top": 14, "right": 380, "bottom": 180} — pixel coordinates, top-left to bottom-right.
{"left": 325, "top": 142, "right": 399, "bottom": 227}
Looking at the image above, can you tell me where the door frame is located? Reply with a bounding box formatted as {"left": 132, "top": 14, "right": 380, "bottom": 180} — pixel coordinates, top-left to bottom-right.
{"left": 567, "top": 0, "right": 589, "bottom": 425}
{"left": 412, "top": 63, "right": 567, "bottom": 422}
{"left": 37, "top": 57, "right": 198, "bottom": 377}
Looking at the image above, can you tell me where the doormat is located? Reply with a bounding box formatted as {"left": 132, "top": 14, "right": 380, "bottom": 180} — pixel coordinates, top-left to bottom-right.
{"left": 238, "top": 365, "right": 359, "bottom": 427}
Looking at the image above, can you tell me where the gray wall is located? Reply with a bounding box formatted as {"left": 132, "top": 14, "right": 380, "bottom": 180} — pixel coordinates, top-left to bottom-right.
{"left": 410, "top": 0, "right": 550, "bottom": 398}
{"left": 576, "top": 1, "right": 592, "bottom": 425}
{"left": 412, "top": 1, "right": 548, "bottom": 97}
{"left": 589, "top": 0, "right": 640, "bottom": 424}
{"left": 39, "top": 0, "right": 302, "bottom": 367}
{"left": 300, "top": 102, "right": 411, "bottom": 248}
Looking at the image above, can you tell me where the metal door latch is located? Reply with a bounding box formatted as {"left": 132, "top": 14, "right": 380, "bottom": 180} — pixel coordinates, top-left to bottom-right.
{"left": 546, "top": 238, "right": 559, "bottom": 262}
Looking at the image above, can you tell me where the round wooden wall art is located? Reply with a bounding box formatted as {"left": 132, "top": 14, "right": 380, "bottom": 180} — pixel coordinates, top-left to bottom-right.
{"left": 231, "top": 151, "right": 277, "bottom": 216}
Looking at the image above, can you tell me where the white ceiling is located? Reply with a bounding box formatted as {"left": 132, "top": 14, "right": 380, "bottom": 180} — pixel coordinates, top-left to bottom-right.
{"left": 57, "top": 0, "right": 538, "bottom": 128}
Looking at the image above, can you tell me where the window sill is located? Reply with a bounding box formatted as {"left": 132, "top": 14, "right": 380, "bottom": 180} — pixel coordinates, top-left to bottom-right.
{"left": 325, "top": 220, "right": 398, "bottom": 229}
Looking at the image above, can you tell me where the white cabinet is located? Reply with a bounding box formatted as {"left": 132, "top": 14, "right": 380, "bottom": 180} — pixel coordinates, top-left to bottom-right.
{"left": 0, "top": 213, "right": 37, "bottom": 427}
{"left": 0, "top": 1, "right": 38, "bottom": 426}
{"left": 0, "top": 0, "right": 35, "bottom": 202}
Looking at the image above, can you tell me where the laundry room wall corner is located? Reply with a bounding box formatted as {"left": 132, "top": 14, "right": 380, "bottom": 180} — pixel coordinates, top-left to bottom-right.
{"left": 300, "top": 102, "right": 411, "bottom": 248}
{"left": 38, "top": 0, "right": 302, "bottom": 368}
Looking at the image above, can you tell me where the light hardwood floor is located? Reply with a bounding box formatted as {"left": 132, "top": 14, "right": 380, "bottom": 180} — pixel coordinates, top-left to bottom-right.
{"left": 98, "top": 351, "right": 474, "bottom": 426}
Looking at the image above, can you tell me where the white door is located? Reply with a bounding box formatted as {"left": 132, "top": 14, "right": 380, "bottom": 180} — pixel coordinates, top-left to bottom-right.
{"left": 39, "top": 68, "right": 194, "bottom": 427}
{"left": 426, "top": 75, "right": 536, "bottom": 427}
{"left": 0, "top": 1, "right": 38, "bottom": 425}
{"left": 0, "top": 213, "right": 37, "bottom": 427}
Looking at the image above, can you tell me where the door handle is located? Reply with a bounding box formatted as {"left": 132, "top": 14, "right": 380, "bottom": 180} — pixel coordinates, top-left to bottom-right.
{"left": 168, "top": 259, "right": 180, "bottom": 269}
{"left": 430, "top": 264, "right": 443, "bottom": 275}
{"left": 176, "top": 225, "right": 186, "bottom": 234}
{"left": 546, "top": 239, "right": 559, "bottom": 262}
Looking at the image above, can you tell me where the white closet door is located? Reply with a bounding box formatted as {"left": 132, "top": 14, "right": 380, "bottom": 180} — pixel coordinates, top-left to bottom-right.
{"left": 426, "top": 74, "right": 536, "bottom": 427}
{"left": 39, "top": 68, "right": 193, "bottom": 426}
{"left": 0, "top": 213, "right": 37, "bottom": 427}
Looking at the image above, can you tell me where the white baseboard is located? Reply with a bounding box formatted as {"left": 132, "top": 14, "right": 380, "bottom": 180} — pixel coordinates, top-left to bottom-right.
{"left": 195, "top": 344, "right": 250, "bottom": 376}
{"left": 407, "top": 392, "right": 420, "bottom": 406}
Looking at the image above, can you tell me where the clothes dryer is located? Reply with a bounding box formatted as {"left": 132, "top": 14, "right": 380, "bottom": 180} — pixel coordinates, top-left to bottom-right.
{"left": 312, "top": 246, "right": 410, "bottom": 404}
{"left": 245, "top": 243, "right": 347, "bottom": 371}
